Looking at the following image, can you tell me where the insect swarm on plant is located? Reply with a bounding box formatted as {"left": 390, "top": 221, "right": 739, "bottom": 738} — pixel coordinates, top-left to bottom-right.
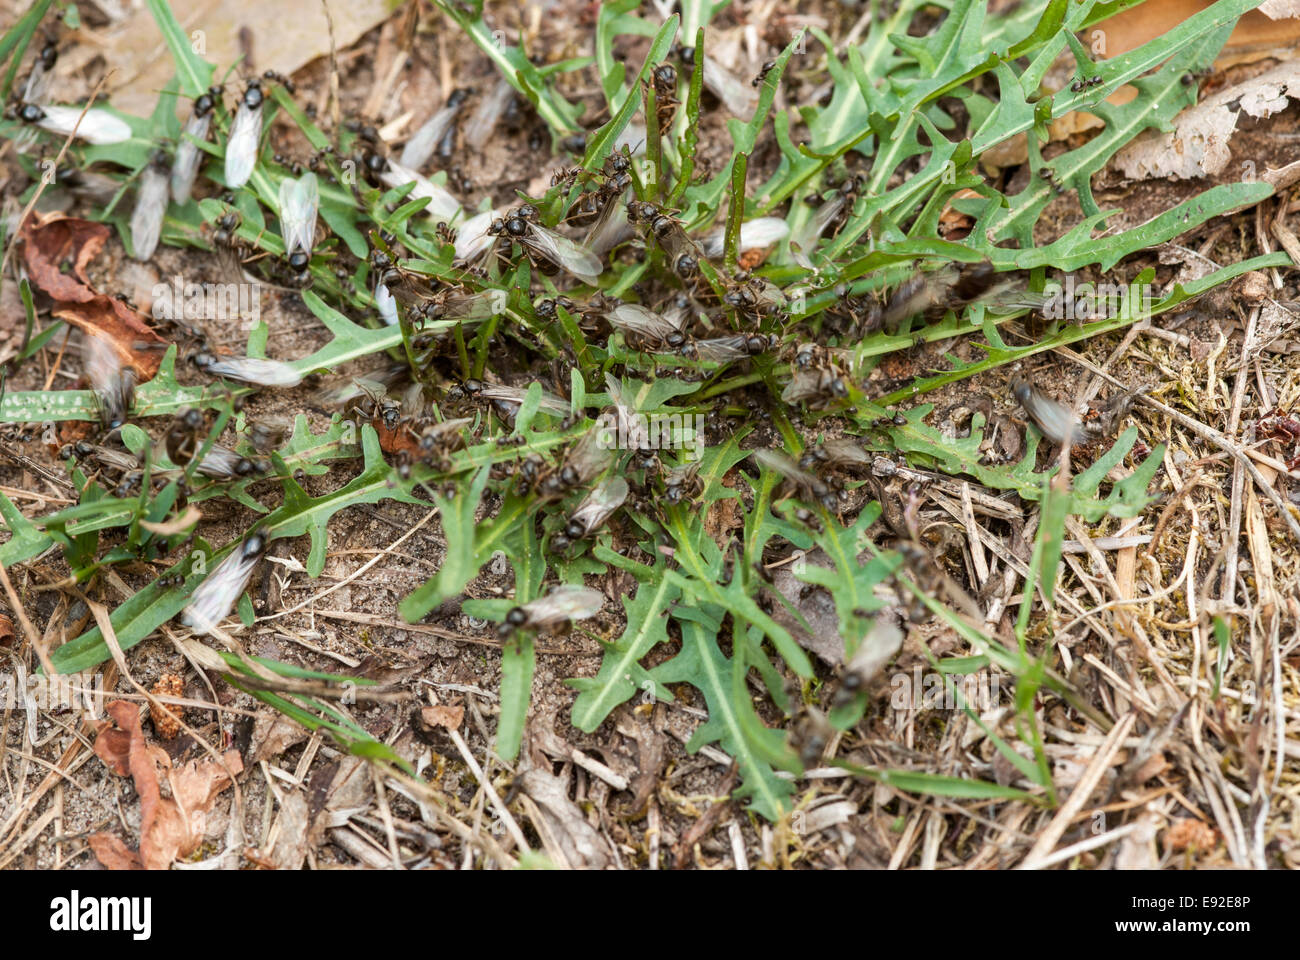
{"left": 488, "top": 203, "right": 602, "bottom": 284}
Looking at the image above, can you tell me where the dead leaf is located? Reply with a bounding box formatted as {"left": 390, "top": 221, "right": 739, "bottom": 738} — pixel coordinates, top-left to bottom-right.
{"left": 139, "top": 506, "right": 202, "bottom": 536}
{"left": 374, "top": 413, "right": 420, "bottom": 455}
{"left": 1164, "top": 818, "right": 1219, "bottom": 853}
{"left": 1114, "top": 811, "right": 1163, "bottom": 870}
{"left": 270, "top": 791, "right": 311, "bottom": 870}
{"left": 86, "top": 832, "right": 143, "bottom": 870}
{"left": 19, "top": 213, "right": 109, "bottom": 302}
{"left": 939, "top": 188, "right": 981, "bottom": 240}
{"left": 0, "top": 613, "right": 14, "bottom": 646}
{"left": 91, "top": 700, "right": 243, "bottom": 869}
{"left": 104, "top": 0, "right": 395, "bottom": 119}
{"left": 20, "top": 214, "right": 168, "bottom": 379}
{"left": 768, "top": 549, "right": 845, "bottom": 665}
{"left": 1094, "top": 2, "right": 1300, "bottom": 67}
{"left": 419, "top": 704, "right": 464, "bottom": 731}
{"left": 249, "top": 708, "right": 310, "bottom": 763}
{"left": 518, "top": 765, "right": 611, "bottom": 870}
{"left": 1114, "top": 61, "right": 1300, "bottom": 181}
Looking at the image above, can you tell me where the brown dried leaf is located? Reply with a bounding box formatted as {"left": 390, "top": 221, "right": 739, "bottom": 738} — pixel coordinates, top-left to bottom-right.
{"left": 20, "top": 214, "right": 168, "bottom": 379}
{"left": 139, "top": 506, "right": 202, "bottom": 537}
{"left": 92, "top": 700, "right": 243, "bottom": 869}
{"left": 1114, "top": 62, "right": 1300, "bottom": 181}
{"left": 419, "top": 704, "right": 464, "bottom": 731}
{"left": 86, "top": 831, "right": 143, "bottom": 870}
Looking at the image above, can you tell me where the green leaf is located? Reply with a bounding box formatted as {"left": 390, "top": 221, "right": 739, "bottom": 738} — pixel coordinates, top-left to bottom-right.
{"left": 147, "top": 0, "right": 214, "bottom": 98}
{"left": 398, "top": 466, "right": 491, "bottom": 621}
{"left": 652, "top": 618, "right": 795, "bottom": 821}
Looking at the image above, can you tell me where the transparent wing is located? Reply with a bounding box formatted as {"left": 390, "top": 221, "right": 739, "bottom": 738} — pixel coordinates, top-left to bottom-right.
{"left": 195, "top": 443, "right": 245, "bottom": 479}
{"left": 1013, "top": 380, "right": 1083, "bottom": 445}
{"left": 819, "top": 438, "right": 872, "bottom": 469}
{"left": 434, "top": 288, "right": 506, "bottom": 322}
{"left": 224, "top": 100, "right": 263, "bottom": 189}
{"left": 519, "top": 585, "right": 605, "bottom": 628}
{"left": 688, "top": 336, "right": 753, "bottom": 363}
{"left": 278, "top": 172, "right": 319, "bottom": 255}
{"left": 129, "top": 161, "right": 170, "bottom": 262}
{"left": 479, "top": 383, "right": 570, "bottom": 417}
{"left": 22, "top": 59, "right": 52, "bottom": 105}
{"left": 380, "top": 161, "right": 461, "bottom": 223}
{"left": 780, "top": 369, "right": 826, "bottom": 404}
{"left": 702, "top": 216, "right": 790, "bottom": 258}
{"left": 170, "top": 111, "right": 212, "bottom": 205}
{"left": 702, "top": 59, "right": 758, "bottom": 117}
{"left": 198, "top": 355, "right": 302, "bottom": 387}
{"left": 519, "top": 223, "right": 603, "bottom": 283}
{"left": 83, "top": 444, "right": 141, "bottom": 473}
{"left": 603, "top": 373, "right": 650, "bottom": 449}
{"left": 752, "top": 448, "right": 804, "bottom": 483}
{"left": 83, "top": 333, "right": 133, "bottom": 428}
{"left": 568, "top": 476, "right": 629, "bottom": 535}
{"left": 375, "top": 280, "right": 399, "bottom": 326}
{"left": 400, "top": 101, "right": 462, "bottom": 170}
{"left": 463, "top": 78, "right": 514, "bottom": 151}
{"left": 794, "top": 194, "right": 847, "bottom": 249}
{"left": 454, "top": 208, "right": 500, "bottom": 262}
{"left": 36, "top": 105, "right": 131, "bottom": 145}
{"left": 607, "top": 303, "right": 683, "bottom": 341}
{"left": 181, "top": 539, "right": 265, "bottom": 635}
{"left": 584, "top": 187, "right": 633, "bottom": 257}
{"left": 566, "top": 429, "right": 615, "bottom": 484}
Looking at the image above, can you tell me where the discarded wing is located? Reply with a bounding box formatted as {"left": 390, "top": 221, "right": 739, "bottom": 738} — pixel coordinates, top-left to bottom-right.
{"left": 702, "top": 58, "right": 758, "bottom": 118}
{"left": 702, "top": 217, "right": 790, "bottom": 258}
{"left": 462, "top": 78, "right": 514, "bottom": 151}
{"left": 129, "top": 154, "right": 171, "bottom": 262}
{"left": 380, "top": 160, "right": 461, "bottom": 223}
{"left": 400, "top": 88, "right": 470, "bottom": 169}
